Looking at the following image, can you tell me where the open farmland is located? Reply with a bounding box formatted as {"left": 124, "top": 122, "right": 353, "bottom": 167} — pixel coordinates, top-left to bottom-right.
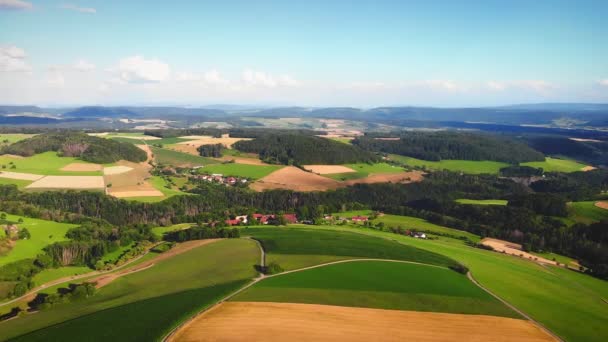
{"left": 567, "top": 201, "right": 608, "bottom": 224}
{"left": 199, "top": 163, "right": 283, "bottom": 180}
{"left": 521, "top": 157, "right": 589, "bottom": 173}
{"left": 456, "top": 199, "right": 509, "bottom": 205}
{"left": 0, "top": 214, "right": 76, "bottom": 266}
{"left": 1, "top": 239, "right": 259, "bottom": 341}
{"left": 171, "top": 301, "right": 554, "bottom": 342}
{"left": 389, "top": 154, "right": 509, "bottom": 174}
{"left": 241, "top": 227, "right": 457, "bottom": 270}
{"left": 0, "top": 152, "right": 103, "bottom": 176}
{"left": 0, "top": 134, "right": 36, "bottom": 146}
{"left": 151, "top": 146, "right": 219, "bottom": 167}
{"left": 324, "top": 162, "right": 404, "bottom": 180}
{"left": 303, "top": 164, "right": 356, "bottom": 174}
{"left": 26, "top": 175, "right": 105, "bottom": 190}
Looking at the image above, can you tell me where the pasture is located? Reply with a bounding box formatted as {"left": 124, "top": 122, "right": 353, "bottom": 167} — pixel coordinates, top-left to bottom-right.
{"left": 456, "top": 199, "right": 508, "bottom": 205}
{"left": 389, "top": 154, "right": 508, "bottom": 174}
{"left": 151, "top": 146, "right": 219, "bottom": 167}
{"left": 0, "top": 134, "right": 36, "bottom": 145}
{"left": 0, "top": 152, "right": 103, "bottom": 176}
{"left": 521, "top": 157, "right": 588, "bottom": 173}
{"left": 567, "top": 201, "right": 608, "bottom": 224}
{"left": 0, "top": 214, "right": 76, "bottom": 266}
{"left": 369, "top": 213, "right": 480, "bottom": 242}
{"left": 0, "top": 238, "right": 259, "bottom": 341}
{"left": 32, "top": 266, "right": 92, "bottom": 286}
{"left": 325, "top": 162, "right": 404, "bottom": 180}
{"left": 234, "top": 260, "right": 518, "bottom": 317}
{"left": 200, "top": 163, "right": 282, "bottom": 179}
{"left": 241, "top": 227, "right": 457, "bottom": 270}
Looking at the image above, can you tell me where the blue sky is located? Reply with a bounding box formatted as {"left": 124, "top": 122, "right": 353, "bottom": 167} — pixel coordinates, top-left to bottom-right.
{"left": 1, "top": 0, "right": 607, "bottom": 106}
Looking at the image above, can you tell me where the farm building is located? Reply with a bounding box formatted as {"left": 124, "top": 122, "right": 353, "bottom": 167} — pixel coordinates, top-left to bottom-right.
{"left": 351, "top": 216, "right": 369, "bottom": 222}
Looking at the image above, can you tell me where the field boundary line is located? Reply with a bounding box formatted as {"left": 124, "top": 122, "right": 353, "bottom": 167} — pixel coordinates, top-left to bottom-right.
{"left": 467, "top": 272, "right": 563, "bottom": 342}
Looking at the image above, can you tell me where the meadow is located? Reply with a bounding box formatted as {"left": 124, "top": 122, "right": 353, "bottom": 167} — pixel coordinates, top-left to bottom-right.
{"left": 455, "top": 199, "right": 508, "bottom": 205}
{"left": 151, "top": 223, "right": 193, "bottom": 238}
{"left": 0, "top": 177, "right": 32, "bottom": 189}
{"left": 521, "top": 157, "right": 588, "bottom": 173}
{"left": 567, "top": 201, "right": 608, "bottom": 224}
{"left": 32, "top": 266, "right": 92, "bottom": 286}
{"left": 240, "top": 227, "right": 458, "bottom": 270}
{"left": 389, "top": 154, "right": 509, "bottom": 174}
{"left": 0, "top": 134, "right": 36, "bottom": 146}
{"left": 0, "top": 214, "right": 76, "bottom": 266}
{"left": 198, "top": 163, "right": 282, "bottom": 179}
{"left": 0, "top": 152, "right": 103, "bottom": 176}
{"left": 151, "top": 146, "right": 219, "bottom": 167}
{"left": 325, "top": 162, "right": 404, "bottom": 181}
{"left": 0, "top": 238, "right": 259, "bottom": 341}
{"left": 233, "top": 260, "right": 518, "bottom": 318}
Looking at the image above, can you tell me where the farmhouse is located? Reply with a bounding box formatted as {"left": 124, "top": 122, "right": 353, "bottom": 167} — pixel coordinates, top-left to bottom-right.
{"left": 351, "top": 215, "right": 369, "bottom": 222}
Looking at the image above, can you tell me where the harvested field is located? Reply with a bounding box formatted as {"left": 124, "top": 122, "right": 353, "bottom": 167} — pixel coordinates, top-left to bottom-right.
{"left": 103, "top": 165, "right": 133, "bottom": 175}
{"left": 0, "top": 171, "right": 44, "bottom": 181}
{"left": 481, "top": 238, "right": 556, "bottom": 265}
{"left": 344, "top": 171, "right": 423, "bottom": 185}
{"left": 110, "top": 190, "right": 164, "bottom": 198}
{"left": 581, "top": 166, "right": 597, "bottom": 172}
{"left": 60, "top": 163, "right": 102, "bottom": 172}
{"left": 136, "top": 144, "right": 154, "bottom": 164}
{"left": 213, "top": 156, "right": 267, "bottom": 165}
{"left": 251, "top": 166, "right": 342, "bottom": 192}
{"left": 112, "top": 135, "right": 160, "bottom": 140}
{"left": 26, "top": 176, "right": 105, "bottom": 189}
{"left": 105, "top": 145, "right": 158, "bottom": 197}
{"left": 170, "top": 302, "right": 555, "bottom": 342}
{"left": 176, "top": 135, "right": 251, "bottom": 149}
{"left": 594, "top": 201, "right": 608, "bottom": 210}
{"left": 92, "top": 239, "right": 220, "bottom": 288}
{"left": 303, "top": 165, "right": 356, "bottom": 174}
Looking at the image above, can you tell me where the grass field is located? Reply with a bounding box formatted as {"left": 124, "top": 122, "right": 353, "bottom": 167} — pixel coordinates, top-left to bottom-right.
{"left": 198, "top": 163, "right": 282, "bottom": 179}
{"left": 100, "top": 244, "right": 133, "bottom": 263}
{"left": 325, "top": 162, "right": 404, "bottom": 181}
{"left": 150, "top": 146, "right": 219, "bottom": 167}
{"left": 294, "top": 224, "right": 608, "bottom": 342}
{"left": 0, "top": 238, "right": 259, "bottom": 341}
{"left": 151, "top": 223, "right": 192, "bottom": 238}
{"left": 0, "top": 134, "right": 35, "bottom": 146}
{"left": 567, "top": 201, "right": 608, "bottom": 224}
{"left": 389, "top": 154, "right": 509, "bottom": 174}
{"left": 32, "top": 266, "right": 92, "bottom": 286}
{"left": 241, "top": 227, "right": 458, "bottom": 270}
{"left": 328, "top": 137, "right": 353, "bottom": 144}
{"left": 0, "top": 214, "right": 76, "bottom": 266}
{"left": 233, "top": 260, "right": 518, "bottom": 318}
{"left": 521, "top": 157, "right": 588, "bottom": 173}
{"left": 0, "top": 177, "right": 32, "bottom": 189}
{"left": 456, "top": 199, "right": 508, "bottom": 206}
{"left": 0, "top": 152, "right": 103, "bottom": 176}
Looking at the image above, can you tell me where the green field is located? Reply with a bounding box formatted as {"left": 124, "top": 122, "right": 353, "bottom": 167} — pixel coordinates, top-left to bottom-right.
{"left": 567, "top": 201, "right": 608, "bottom": 224}
{"left": 390, "top": 154, "right": 509, "bottom": 174}
{"left": 151, "top": 146, "right": 219, "bottom": 167}
{"left": 291, "top": 224, "right": 608, "bottom": 342}
{"left": 456, "top": 199, "right": 509, "bottom": 206}
{"left": 241, "top": 227, "right": 458, "bottom": 270}
{"left": 151, "top": 223, "right": 192, "bottom": 238}
{"left": 0, "top": 177, "right": 32, "bottom": 189}
{"left": 0, "top": 152, "right": 103, "bottom": 176}
{"left": 325, "top": 162, "right": 404, "bottom": 181}
{"left": 0, "top": 238, "right": 259, "bottom": 341}
{"left": 198, "top": 163, "right": 282, "bottom": 179}
{"left": 0, "top": 214, "right": 77, "bottom": 266}
{"left": 32, "top": 266, "right": 92, "bottom": 286}
{"left": 521, "top": 157, "right": 588, "bottom": 173}
{"left": 233, "top": 260, "right": 518, "bottom": 318}
{"left": 329, "top": 137, "right": 353, "bottom": 144}
{"left": 0, "top": 134, "right": 36, "bottom": 146}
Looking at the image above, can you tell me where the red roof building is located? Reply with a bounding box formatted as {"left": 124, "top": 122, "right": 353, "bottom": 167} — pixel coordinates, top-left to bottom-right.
{"left": 283, "top": 213, "right": 298, "bottom": 224}
{"left": 351, "top": 216, "right": 369, "bottom": 222}
{"left": 225, "top": 219, "right": 241, "bottom": 226}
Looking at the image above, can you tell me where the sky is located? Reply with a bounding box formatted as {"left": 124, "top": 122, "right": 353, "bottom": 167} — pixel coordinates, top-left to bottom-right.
{"left": 1, "top": 0, "right": 607, "bottom": 107}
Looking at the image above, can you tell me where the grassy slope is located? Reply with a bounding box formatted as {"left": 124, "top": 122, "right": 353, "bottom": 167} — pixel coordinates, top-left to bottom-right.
{"left": 568, "top": 201, "right": 608, "bottom": 224}
{"left": 199, "top": 163, "right": 282, "bottom": 179}
{"left": 0, "top": 214, "right": 76, "bottom": 266}
{"left": 241, "top": 227, "right": 458, "bottom": 270}
{"left": 32, "top": 266, "right": 92, "bottom": 286}
{"left": 150, "top": 146, "right": 219, "bottom": 167}
{"left": 1, "top": 238, "right": 259, "bottom": 341}
{"left": 0, "top": 152, "right": 102, "bottom": 176}
{"left": 233, "top": 260, "right": 518, "bottom": 318}
{"left": 325, "top": 162, "right": 404, "bottom": 181}
{"left": 0, "top": 177, "right": 32, "bottom": 189}
{"left": 390, "top": 154, "right": 508, "bottom": 174}
{"left": 456, "top": 199, "right": 508, "bottom": 205}
{"left": 0, "top": 134, "right": 36, "bottom": 145}
{"left": 151, "top": 223, "right": 192, "bottom": 238}
{"left": 297, "top": 225, "right": 608, "bottom": 342}
{"left": 521, "top": 157, "right": 588, "bottom": 172}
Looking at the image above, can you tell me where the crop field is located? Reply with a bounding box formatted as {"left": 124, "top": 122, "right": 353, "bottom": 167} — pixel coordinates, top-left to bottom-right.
{"left": 32, "top": 266, "right": 92, "bottom": 286}
{"left": 521, "top": 157, "right": 588, "bottom": 173}
{"left": 241, "top": 227, "right": 457, "bottom": 270}
{"left": 251, "top": 166, "right": 341, "bottom": 191}
{"left": 234, "top": 260, "right": 518, "bottom": 317}
{"left": 365, "top": 213, "right": 480, "bottom": 242}
{"left": 199, "top": 163, "right": 282, "bottom": 179}
{"left": 0, "top": 152, "right": 103, "bottom": 176}
{"left": 325, "top": 162, "right": 404, "bottom": 180}
{"left": 456, "top": 199, "right": 508, "bottom": 205}
{"left": 0, "top": 177, "right": 32, "bottom": 189}
{"left": 0, "top": 238, "right": 259, "bottom": 341}
{"left": 151, "top": 223, "right": 192, "bottom": 238}
{"left": 151, "top": 146, "right": 219, "bottom": 167}
{"left": 0, "top": 214, "right": 76, "bottom": 266}
{"left": 299, "top": 225, "right": 608, "bottom": 342}
{"left": 0, "top": 134, "right": 36, "bottom": 146}
{"left": 389, "top": 154, "right": 509, "bottom": 174}
{"left": 567, "top": 201, "right": 608, "bottom": 224}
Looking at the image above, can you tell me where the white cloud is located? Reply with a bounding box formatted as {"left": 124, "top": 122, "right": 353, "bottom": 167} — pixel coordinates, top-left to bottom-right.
{"left": 0, "top": 45, "right": 32, "bottom": 72}
{"left": 0, "top": 0, "right": 32, "bottom": 10}
{"left": 203, "top": 69, "right": 229, "bottom": 85}
{"left": 486, "top": 81, "right": 506, "bottom": 91}
{"left": 422, "top": 80, "right": 463, "bottom": 92}
{"left": 598, "top": 79, "right": 608, "bottom": 87}
{"left": 45, "top": 67, "right": 65, "bottom": 86}
{"left": 60, "top": 3, "right": 96, "bottom": 14}
{"left": 113, "top": 56, "right": 170, "bottom": 83}
{"left": 242, "top": 69, "right": 300, "bottom": 88}
{"left": 73, "top": 59, "right": 95, "bottom": 72}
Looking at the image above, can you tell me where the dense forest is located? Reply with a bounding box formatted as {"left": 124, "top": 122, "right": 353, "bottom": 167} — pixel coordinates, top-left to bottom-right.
{"left": 1, "top": 132, "right": 147, "bottom": 164}
{"left": 197, "top": 143, "right": 224, "bottom": 157}
{"left": 353, "top": 132, "right": 545, "bottom": 163}
{"left": 523, "top": 135, "right": 608, "bottom": 166}
{"left": 233, "top": 133, "right": 378, "bottom": 165}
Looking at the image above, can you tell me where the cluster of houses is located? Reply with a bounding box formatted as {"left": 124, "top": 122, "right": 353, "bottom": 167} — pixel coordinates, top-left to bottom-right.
{"left": 225, "top": 213, "right": 298, "bottom": 226}
{"left": 191, "top": 173, "right": 248, "bottom": 186}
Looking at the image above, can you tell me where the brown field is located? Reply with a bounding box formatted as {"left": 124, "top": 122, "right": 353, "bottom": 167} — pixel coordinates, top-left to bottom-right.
{"left": 213, "top": 156, "right": 268, "bottom": 165}
{"left": 93, "top": 239, "right": 219, "bottom": 288}
{"left": 103, "top": 165, "right": 133, "bottom": 175}
{"left": 170, "top": 302, "right": 555, "bottom": 342}
{"left": 251, "top": 166, "right": 342, "bottom": 192}
{"left": 105, "top": 144, "right": 159, "bottom": 198}
{"left": 60, "top": 163, "right": 102, "bottom": 172}
{"left": 595, "top": 201, "right": 608, "bottom": 210}
{"left": 176, "top": 135, "right": 251, "bottom": 149}
{"left": 1, "top": 154, "right": 24, "bottom": 159}
{"left": 303, "top": 165, "right": 356, "bottom": 174}
{"left": 481, "top": 238, "right": 556, "bottom": 265}
{"left": 110, "top": 189, "right": 164, "bottom": 198}
{"left": 344, "top": 171, "right": 424, "bottom": 185}
{"left": 581, "top": 165, "right": 597, "bottom": 172}
{"left": 0, "top": 171, "right": 44, "bottom": 181}
{"left": 374, "top": 137, "right": 401, "bottom": 140}
{"left": 26, "top": 176, "right": 105, "bottom": 189}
